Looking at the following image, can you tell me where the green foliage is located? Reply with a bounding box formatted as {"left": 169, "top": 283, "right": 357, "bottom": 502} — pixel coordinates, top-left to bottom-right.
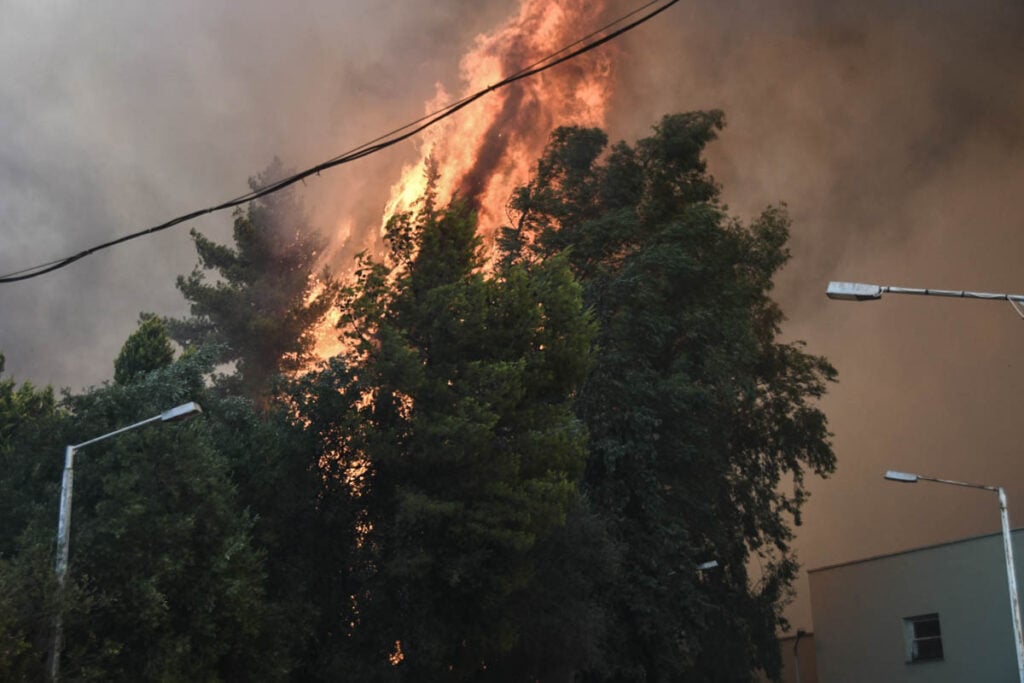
{"left": 55, "top": 353, "right": 281, "bottom": 681}
{"left": 113, "top": 314, "right": 175, "bottom": 385}
{"left": 168, "top": 158, "right": 340, "bottom": 404}
{"left": 482, "top": 498, "right": 617, "bottom": 680}
{"left": 0, "top": 353, "right": 59, "bottom": 561}
{"left": 0, "top": 350, "right": 285, "bottom": 681}
{"left": 0, "top": 354, "right": 61, "bottom": 679}
{"left": 322, "top": 197, "right": 597, "bottom": 678}
{"left": 265, "top": 357, "right": 382, "bottom": 680}
{"left": 508, "top": 112, "right": 837, "bottom": 681}
{"left": 207, "top": 367, "right": 367, "bottom": 680}
{"left": 0, "top": 538, "right": 71, "bottom": 681}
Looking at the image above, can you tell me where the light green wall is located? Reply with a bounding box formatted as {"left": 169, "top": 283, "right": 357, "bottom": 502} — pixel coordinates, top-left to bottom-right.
{"left": 810, "top": 530, "right": 1024, "bottom": 683}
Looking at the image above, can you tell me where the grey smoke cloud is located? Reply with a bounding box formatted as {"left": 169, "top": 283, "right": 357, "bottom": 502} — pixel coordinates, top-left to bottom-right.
{"left": 0, "top": 0, "right": 510, "bottom": 388}
{"left": 2, "top": 0, "right": 1023, "bottom": 636}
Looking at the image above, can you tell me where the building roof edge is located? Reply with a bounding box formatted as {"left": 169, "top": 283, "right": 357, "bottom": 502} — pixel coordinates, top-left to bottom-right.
{"left": 809, "top": 528, "right": 1024, "bottom": 574}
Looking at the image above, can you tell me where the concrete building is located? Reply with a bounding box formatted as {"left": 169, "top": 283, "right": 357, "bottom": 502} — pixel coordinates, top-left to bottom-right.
{"left": 808, "top": 530, "right": 1024, "bottom": 682}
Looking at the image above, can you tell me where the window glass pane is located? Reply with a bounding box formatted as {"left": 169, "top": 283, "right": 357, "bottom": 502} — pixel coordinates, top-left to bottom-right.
{"left": 914, "top": 618, "right": 941, "bottom": 639}
{"left": 915, "top": 637, "right": 944, "bottom": 661}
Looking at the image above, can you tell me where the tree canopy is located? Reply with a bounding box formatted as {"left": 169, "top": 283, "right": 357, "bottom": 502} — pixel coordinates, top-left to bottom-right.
{"left": 506, "top": 111, "right": 836, "bottom": 680}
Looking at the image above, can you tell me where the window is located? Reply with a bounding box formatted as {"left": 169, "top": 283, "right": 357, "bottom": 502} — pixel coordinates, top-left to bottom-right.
{"left": 903, "top": 613, "right": 944, "bottom": 662}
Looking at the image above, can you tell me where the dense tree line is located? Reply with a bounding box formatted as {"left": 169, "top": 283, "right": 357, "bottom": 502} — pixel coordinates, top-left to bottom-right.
{"left": 0, "top": 112, "right": 834, "bottom": 681}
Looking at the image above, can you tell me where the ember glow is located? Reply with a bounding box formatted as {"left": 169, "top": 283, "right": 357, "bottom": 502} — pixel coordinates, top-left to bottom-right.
{"left": 381, "top": 0, "right": 613, "bottom": 245}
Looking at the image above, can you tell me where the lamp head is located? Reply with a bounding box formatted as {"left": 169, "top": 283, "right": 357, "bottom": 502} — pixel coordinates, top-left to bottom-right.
{"left": 884, "top": 470, "right": 919, "bottom": 483}
{"left": 160, "top": 402, "right": 203, "bottom": 423}
{"left": 827, "top": 281, "right": 883, "bottom": 301}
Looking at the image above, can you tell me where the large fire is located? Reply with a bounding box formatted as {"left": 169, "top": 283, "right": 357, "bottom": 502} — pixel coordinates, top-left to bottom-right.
{"left": 382, "top": 0, "right": 612, "bottom": 245}
{"left": 313, "top": 0, "right": 613, "bottom": 361}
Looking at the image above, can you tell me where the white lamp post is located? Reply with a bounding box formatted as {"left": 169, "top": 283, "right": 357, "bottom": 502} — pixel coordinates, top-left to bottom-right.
{"left": 885, "top": 470, "right": 1024, "bottom": 683}
{"left": 48, "top": 401, "right": 202, "bottom": 682}
{"left": 826, "top": 281, "right": 1024, "bottom": 311}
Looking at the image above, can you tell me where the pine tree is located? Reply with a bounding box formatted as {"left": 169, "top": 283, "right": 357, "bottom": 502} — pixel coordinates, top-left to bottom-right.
{"left": 113, "top": 315, "right": 174, "bottom": 385}
{"left": 168, "top": 158, "right": 339, "bottom": 404}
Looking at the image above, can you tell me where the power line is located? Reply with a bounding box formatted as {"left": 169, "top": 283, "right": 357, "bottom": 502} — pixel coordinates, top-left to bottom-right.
{"left": 0, "top": 0, "right": 679, "bottom": 284}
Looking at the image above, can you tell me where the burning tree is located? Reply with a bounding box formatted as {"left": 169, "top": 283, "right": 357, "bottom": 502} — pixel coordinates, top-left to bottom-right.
{"left": 301, "top": 193, "right": 597, "bottom": 679}
{"left": 168, "top": 158, "right": 340, "bottom": 406}
{"left": 503, "top": 111, "right": 837, "bottom": 681}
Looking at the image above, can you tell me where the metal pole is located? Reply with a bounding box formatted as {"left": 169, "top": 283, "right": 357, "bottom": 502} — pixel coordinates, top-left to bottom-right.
{"left": 47, "top": 445, "right": 75, "bottom": 682}
{"left": 883, "top": 286, "right": 1024, "bottom": 302}
{"left": 998, "top": 488, "right": 1024, "bottom": 683}
{"left": 54, "top": 445, "right": 75, "bottom": 586}
{"left": 793, "top": 630, "right": 805, "bottom": 683}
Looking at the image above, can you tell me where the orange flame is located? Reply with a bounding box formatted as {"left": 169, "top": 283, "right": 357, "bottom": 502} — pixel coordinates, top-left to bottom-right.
{"left": 383, "top": 0, "right": 612, "bottom": 244}
{"left": 313, "top": 0, "right": 613, "bottom": 364}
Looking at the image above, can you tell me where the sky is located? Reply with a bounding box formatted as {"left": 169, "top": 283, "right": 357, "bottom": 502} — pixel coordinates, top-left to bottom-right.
{"left": 3, "top": 0, "right": 1024, "bottom": 636}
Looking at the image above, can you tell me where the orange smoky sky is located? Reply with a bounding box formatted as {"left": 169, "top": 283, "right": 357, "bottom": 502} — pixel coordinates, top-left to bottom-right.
{"left": 2, "top": 0, "right": 1023, "bottom": 636}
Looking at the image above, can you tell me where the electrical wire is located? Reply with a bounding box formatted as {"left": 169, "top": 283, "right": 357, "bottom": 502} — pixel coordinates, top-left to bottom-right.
{"left": 0, "top": 0, "right": 679, "bottom": 284}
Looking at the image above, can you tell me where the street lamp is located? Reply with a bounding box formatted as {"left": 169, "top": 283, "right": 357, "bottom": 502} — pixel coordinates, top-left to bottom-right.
{"left": 48, "top": 401, "right": 202, "bottom": 682}
{"left": 826, "top": 281, "right": 1024, "bottom": 315}
{"left": 885, "top": 469, "right": 1024, "bottom": 683}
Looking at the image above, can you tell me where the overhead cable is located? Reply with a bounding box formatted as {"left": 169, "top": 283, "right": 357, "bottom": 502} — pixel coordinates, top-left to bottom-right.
{"left": 0, "top": 0, "right": 678, "bottom": 283}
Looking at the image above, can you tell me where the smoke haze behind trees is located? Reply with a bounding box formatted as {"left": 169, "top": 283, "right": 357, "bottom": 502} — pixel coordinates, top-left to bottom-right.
{"left": 2, "top": 0, "right": 1023, "bottom": 633}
